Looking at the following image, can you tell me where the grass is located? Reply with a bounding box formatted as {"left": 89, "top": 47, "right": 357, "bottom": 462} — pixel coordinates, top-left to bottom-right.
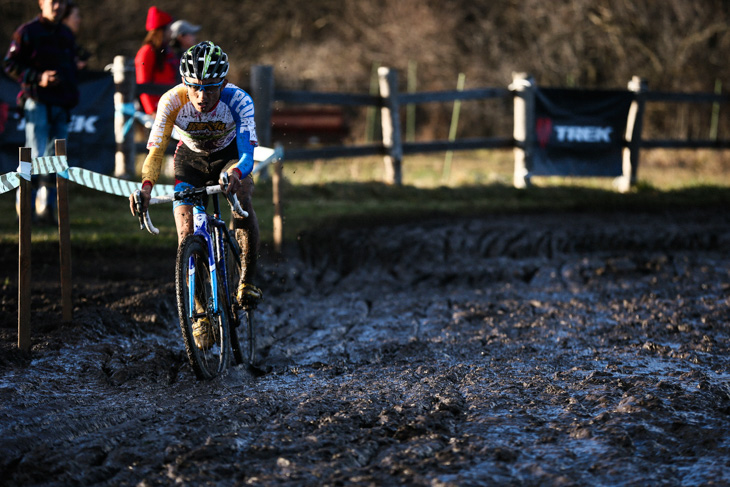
{"left": 2, "top": 148, "right": 730, "bottom": 250}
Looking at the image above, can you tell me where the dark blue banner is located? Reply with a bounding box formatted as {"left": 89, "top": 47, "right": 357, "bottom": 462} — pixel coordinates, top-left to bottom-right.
{"left": 532, "top": 88, "right": 633, "bottom": 177}
{"left": 0, "top": 70, "right": 115, "bottom": 175}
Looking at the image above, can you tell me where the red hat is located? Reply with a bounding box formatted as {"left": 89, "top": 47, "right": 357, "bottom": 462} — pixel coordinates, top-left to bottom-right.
{"left": 145, "top": 6, "right": 173, "bottom": 31}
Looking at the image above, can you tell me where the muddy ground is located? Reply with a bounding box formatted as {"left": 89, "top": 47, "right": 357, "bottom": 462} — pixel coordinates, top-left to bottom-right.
{"left": 1, "top": 206, "right": 729, "bottom": 486}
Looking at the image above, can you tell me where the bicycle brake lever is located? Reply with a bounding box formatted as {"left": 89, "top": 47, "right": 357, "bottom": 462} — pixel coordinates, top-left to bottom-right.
{"left": 219, "top": 171, "right": 248, "bottom": 217}
{"left": 133, "top": 190, "right": 145, "bottom": 230}
{"left": 133, "top": 190, "right": 160, "bottom": 235}
{"left": 227, "top": 193, "right": 249, "bottom": 218}
{"left": 220, "top": 171, "right": 229, "bottom": 192}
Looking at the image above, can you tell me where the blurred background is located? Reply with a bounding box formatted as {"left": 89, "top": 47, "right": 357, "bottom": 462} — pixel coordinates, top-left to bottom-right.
{"left": 4, "top": 0, "right": 730, "bottom": 143}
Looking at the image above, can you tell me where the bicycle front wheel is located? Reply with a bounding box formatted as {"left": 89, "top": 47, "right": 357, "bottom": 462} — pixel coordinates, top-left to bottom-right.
{"left": 175, "top": 235, "right": 230, "bottom": 380}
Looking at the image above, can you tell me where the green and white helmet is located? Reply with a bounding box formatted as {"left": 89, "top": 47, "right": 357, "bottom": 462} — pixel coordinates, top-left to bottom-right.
{"left": 179, "top": 41, "right": 229, "bottom": 79}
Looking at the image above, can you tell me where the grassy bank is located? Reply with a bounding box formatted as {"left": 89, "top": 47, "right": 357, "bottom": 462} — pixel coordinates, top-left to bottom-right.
{"left": 1, "top": 149, "right": 729, "bottom": 249}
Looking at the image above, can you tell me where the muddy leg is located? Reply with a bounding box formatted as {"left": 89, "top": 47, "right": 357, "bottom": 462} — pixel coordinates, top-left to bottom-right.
{"left": 232, "top": 175, "right": 259, "bottom": 285}
{"left": 174, "top": 205, "right": 194, "bottom": 245}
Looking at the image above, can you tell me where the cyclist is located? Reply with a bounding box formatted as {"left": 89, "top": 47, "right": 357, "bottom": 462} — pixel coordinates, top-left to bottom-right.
{"left": 129, "top": 41, "right": 262, "bottom": 349}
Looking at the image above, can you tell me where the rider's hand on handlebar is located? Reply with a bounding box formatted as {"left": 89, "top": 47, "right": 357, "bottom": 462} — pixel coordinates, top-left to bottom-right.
{"left": 129, "top": 185, "right": 152, "bottom": 216}
{"left": 222, "top": 170, "right": 241, "bottom": 196}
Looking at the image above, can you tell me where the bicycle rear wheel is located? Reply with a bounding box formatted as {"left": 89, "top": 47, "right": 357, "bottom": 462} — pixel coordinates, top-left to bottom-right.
{"left": 225, "top": 230, "right": 257, "bottom": 366}
{"left": 232, "top": 308, "right": 256, "bottom": 366}
{"left": 176, "top": 235, "right": 230, "bottom": 380}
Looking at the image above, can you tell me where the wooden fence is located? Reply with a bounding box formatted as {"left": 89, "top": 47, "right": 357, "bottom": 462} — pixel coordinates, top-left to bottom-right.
{"left": 111, "top": 57, "right": 730, "bottom": 189}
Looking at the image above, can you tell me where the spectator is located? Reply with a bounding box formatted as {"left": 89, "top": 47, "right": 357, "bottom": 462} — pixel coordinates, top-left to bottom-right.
{"left": 3, "top": 0, "right": 80, "bottom": 224}
{"left": 170, "top": 20, "right": 201, "bottom": 60}
{"left": 134, "top": 6, "right": 176, "bottom": 115}
{"left": 62, "top": 0, "right": 91, "bottom": 70}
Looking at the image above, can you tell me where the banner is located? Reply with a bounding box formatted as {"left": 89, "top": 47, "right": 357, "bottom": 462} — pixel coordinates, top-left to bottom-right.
{"left": 0, "top": 70, "right": 115, "bottom": 175}
{"left": 532, "top": 88, "right": 634, "bottom": 177}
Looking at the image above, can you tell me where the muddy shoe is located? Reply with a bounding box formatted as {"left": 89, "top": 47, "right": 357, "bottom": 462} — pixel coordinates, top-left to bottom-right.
{"left": 237, "top": 282, "right": 263, "bottom": 308}
{"left": 192, "top": 317, "right": 214, "bottom": 350}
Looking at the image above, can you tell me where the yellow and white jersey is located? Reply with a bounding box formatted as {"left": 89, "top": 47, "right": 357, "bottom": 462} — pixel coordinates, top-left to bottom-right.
{"left": 141, "top": 82, "right": 257, "bottom": 186}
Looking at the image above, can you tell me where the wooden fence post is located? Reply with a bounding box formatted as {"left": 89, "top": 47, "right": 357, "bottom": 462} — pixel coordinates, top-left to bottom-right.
{"left": 55, "top": 139, "right": 73, "bottom": 322}
{"left": 112, "top": 55, "right": 136, "bottom": 178}
{"left": 616, "top": 76, "right": 648, "bottom": 193}
{"left": 510, "top": 72, "right": 535, "bottom": 189}
{"left": 272, "top": 156, "right": 283, "bottom": 254}
{"left": 378, "top": 67, "right": 402, "bottom": 185}
{"left": 18, "top": 147, "right": 32, "bottom": 351}
{"left": 251, "top": 65, "right": 274, "bottom": 181}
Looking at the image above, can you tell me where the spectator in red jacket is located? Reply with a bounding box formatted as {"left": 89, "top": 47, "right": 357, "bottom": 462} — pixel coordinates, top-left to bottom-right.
{"left": 134, "top": 6, "right": 176, "bottom": 115}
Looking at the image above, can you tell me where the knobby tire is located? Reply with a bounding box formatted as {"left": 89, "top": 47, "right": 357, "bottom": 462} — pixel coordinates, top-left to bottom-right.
{"left": 225, "top": 230, "right": 257, "bottom": 366}
{"left": 175, "top": 235, "right": 230, "bottom": 380}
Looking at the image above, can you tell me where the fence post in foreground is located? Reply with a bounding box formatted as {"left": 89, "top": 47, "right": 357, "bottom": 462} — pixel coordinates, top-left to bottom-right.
{"left": 55, "top": 139, "right": 73, "bottom": 322}
{"left": 251, "top": 65, "right": 274, "bottom": 181}
{"left": 272, "top": 155, "right": 283, "bottom": 254}
{"left": 616, "top": 76, "right": 648, "bottom": 193}
{"left": 378, "top": 67, "right": 403, "bottom": 186}
{"left": 112, "top": 55, "right": 136, "bottom": 178}
{"left": 510, "top": 72, "right": 535, "bottom": 189}
{"left": 18, "top": 147, "right": 32, "bottom": 351}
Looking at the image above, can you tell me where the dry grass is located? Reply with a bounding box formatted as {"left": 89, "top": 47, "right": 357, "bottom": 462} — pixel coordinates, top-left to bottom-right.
{"left": 1, "top": 148, "right": 728, "bottom": 248}
{"left": 281, "top": 148, "right": 730, "bottom": 190}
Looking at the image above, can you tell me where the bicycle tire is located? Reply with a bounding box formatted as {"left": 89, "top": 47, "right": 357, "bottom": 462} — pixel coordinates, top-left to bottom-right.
{"left": 225, "top": 230, "right": 257, "bottom": 366}
{"left": 175, "top": 235, "right": 230, "bottom": 380}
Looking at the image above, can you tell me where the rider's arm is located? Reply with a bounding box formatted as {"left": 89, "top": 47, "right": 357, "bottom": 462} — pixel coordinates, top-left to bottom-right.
{"left": 223, "top": 87, "right": 258, "bottom": 180}
{"left": 140, "top": 86, "right": 186, "bottom": 189}
{"left": 3, "top": 26, "right": 34, "bottom": 85}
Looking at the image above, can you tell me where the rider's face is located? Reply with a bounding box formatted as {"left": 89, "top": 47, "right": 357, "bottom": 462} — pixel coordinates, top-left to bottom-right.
{"left": 184, "top": 77, "right": 225, "bottom": 113}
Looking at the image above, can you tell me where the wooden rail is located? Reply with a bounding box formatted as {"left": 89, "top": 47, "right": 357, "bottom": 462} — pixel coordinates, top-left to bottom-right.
{"left": 639, "top": 90, "right": 730, "bottom": 150}
{"left": 113, "top": 57, "right": 730, "bottom": 189}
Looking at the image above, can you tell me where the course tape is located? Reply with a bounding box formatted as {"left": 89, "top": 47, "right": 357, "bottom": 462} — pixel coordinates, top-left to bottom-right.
{"left": 0, "top": 172, "right": 19, "bottom": 194}
{"left": 65, "top": 167, "right": 173, "bottom": 196}
{"left": 0, "top": 156, "right": 70, "bottom": 193}
{"left": 0, "top": 145, "right": 283, "bottom": 197}
{"left": 0, "top": 155, "right": 173, "bottom": 196}
{"left": 117, "top": 103, "right": 155, "bottom": 137}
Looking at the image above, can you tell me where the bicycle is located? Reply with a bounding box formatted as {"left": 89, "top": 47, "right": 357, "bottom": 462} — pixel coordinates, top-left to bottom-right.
{"left": 132, "top": 173, "right": 257, "bottom": 380}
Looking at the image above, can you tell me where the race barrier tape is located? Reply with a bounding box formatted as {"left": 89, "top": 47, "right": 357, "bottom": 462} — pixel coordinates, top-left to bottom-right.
{"left": 0, "top": 145, "right": 283, "bottom": 197}
{"left": 64, "top": 167, "right": 175, "bottom": 196}
{"left": 0, "top": 172, "right": 19, "bottom": 193}
{"left": 117, "top": 103, "right": 155, "bottom": 137}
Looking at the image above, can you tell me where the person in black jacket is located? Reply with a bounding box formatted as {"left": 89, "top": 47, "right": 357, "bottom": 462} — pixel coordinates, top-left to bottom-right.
{"left": 3, "top": 0, "right": 80, "bottom": 223}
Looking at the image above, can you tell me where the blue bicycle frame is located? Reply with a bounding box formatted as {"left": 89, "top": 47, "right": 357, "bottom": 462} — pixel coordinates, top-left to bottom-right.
{"left": 187, "top": 198, "right": 236, "bottom": 322}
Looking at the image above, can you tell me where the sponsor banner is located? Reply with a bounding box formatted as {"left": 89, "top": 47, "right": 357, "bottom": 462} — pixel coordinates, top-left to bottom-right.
{"left": 532, "top": 88, "right": 634, "bottom": 177}
{"left": 0, "top": 70, "right": 116, "bottom": 175}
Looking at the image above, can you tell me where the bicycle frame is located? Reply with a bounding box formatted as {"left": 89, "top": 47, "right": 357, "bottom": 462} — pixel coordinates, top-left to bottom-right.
{"left": 187, "top": 194, "right": 238, "bottom": 323}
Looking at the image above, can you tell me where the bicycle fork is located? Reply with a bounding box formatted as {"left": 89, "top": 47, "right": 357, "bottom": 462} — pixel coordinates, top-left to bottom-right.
{"left": 187, "top": 205, "right": 221, "bottom": 320}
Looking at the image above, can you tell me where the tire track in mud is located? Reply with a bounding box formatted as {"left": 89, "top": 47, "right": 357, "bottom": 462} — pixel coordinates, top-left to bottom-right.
{"left": 297, "top": 211, "right": 730, "bottom": 278}
{"left": 1, "top": 208, "right": 730, "bottom": 485}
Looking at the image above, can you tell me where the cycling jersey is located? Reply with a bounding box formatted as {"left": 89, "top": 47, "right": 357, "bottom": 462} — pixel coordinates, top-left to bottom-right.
{"left": 141, "top": 82, "right": 258, "bottom": 187}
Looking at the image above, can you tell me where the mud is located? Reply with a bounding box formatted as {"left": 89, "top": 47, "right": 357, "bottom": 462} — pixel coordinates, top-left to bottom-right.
{"left": 1, "top": 207, "right": 729, "bottom": 486}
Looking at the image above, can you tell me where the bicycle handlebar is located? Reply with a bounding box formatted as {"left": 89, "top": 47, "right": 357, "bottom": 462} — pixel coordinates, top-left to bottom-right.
{"left": 133, "top": 172, "right": 249, "bottom": 235}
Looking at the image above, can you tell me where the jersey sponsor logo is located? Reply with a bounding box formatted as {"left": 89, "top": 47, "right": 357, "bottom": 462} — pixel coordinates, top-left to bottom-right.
{"left": 230, "top": 90, "right": 254, "bottom": 119}
{"left": 186, "top": 121, "right": 227, "bottom": 132}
